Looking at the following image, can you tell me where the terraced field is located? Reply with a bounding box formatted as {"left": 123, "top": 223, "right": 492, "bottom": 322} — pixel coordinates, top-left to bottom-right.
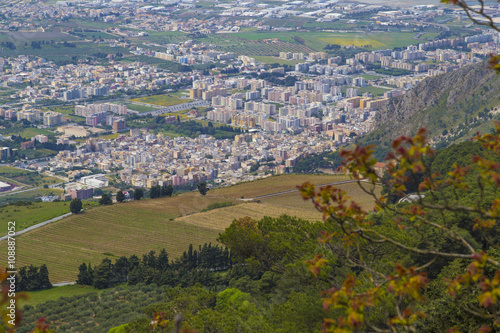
{"left": 0, "top": 175, "right": 378, "bottom": 284}
{"left": 3, "top": 204, "right": 220, "bottom": 282}
{"left": 0, "top": 194, "right": 238, "bottom": 282}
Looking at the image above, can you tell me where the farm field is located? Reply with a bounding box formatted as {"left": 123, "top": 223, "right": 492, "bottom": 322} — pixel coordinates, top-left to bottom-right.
{"left": 0, "top": 188, "right": 63, "bottom": 206}
{"left": 0, "top": 175, "right": 377, "bottom": 284}
{"left": 233, "top": 31, "right": 423, "bottom": 51}
{"left": 124, "top": 102, "right": 158, "bottom": 113}
{"left": 0, "top": 124, "right": 56, "bottom": 139}
{"left": 208, "top": 174, "right": 350, "bottom": 199}
{"left": 0, "top": 167, "right": 62, "bottom": 187}
{"left": 0, "top": 201, "right": 95, "bottom": 235}
{"left": 260, "top": 181, "right": 382, "bottom": 212}
{"left": 205, "top": 33, "right": 314, "bottom": 56}
{"left": 176, "top": 201, "right": 323, "bottom": 231}
{"left": 130, "top": 94, "right": 192, "bottom": 107}
{"left": 0, "top": 194, "right": 240, "bottom": 283}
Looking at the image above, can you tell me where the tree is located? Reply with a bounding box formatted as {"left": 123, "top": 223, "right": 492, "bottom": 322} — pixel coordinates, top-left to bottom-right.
{"left": 37, "top": 264, "right": 52, "bottom": 290}
{"left": 297, "top": 122, "right": 500, "bottom": 332}
{"left": 77, "top": 263, "right": 93, "bottom": 286}
{"left": 197, "top": 182, "right": 209, "bottom": 196}
{"left": 134, "top": 188, "right": 144, "bottom": 201}
{"left": 116, "top": 190, "right": 125, "bottom": 203}
{"left": 70, "top": 198, "right": 82, "bottom": 214}
{"left": 162, "top": 184, "right": 174, "bottom": 197}
{"left": 99, "top": 194, "right": 113, "bottom": 205}
{"left": 93, "top": 258, "right": 113, "bottom": 289}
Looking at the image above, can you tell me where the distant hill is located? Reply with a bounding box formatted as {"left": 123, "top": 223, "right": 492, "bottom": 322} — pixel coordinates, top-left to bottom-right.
{"left": 360, "top": 61, "right": 500, "bottom": 160}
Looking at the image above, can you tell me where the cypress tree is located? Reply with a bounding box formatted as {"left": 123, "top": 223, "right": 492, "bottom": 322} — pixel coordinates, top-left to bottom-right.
{"left": 38, "top": 264, "right": 52, "bottom": 289}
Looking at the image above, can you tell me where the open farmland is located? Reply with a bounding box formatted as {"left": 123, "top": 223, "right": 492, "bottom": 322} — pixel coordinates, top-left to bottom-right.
{"left": 0, "top": 175, "right": 379, "bottom": 284}
{"left": 233, "top": 31, "right": 423, "bottom": 51}
{"left": 130, "top": 94, "right": 192, "bottom": 107}
{"left": 209, "top": 174, "right": 349, "bottom": 199}
{"left": 0, "top": 188, "right": 63, "bottom": 206}
{"left": 260, "top": 181, "right": 382, "bottom": 212}
{"left": 0, "top": 201, "right": 95, "bottom": 236}
{"left": 0, "top": 194, "right": 239, "bottom": 283}
{"left": 0, "top": 167, "right": 61, "bottom": 187}
{"left": 177, "top": 201, "right": 323, "bottom": 231}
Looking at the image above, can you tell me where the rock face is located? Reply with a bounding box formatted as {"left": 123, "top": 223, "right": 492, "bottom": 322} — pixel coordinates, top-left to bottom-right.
{"left": 374, "top": 61, "right": 498, "bottom": 140}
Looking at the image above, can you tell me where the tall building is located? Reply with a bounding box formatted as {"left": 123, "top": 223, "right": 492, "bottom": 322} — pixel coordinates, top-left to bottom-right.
{"left": 43, "top": 111, "right": 63, "bottom": 127}
{"left": 112, "top": 117, "right": 127, "bottom": 132}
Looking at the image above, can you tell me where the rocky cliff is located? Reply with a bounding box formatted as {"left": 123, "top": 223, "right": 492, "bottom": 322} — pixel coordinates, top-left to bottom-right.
{"left": 361, "top": 61, "right": 500, "bottom": 160}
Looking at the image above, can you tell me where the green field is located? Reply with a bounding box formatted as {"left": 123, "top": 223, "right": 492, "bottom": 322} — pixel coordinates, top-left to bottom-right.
{"left": 0, "top": 167, "right": 62, "bottom": 187}
{"left": 0, "top": 124, "right": 55, "bottom": 139}
{"left": 21, "top": 284, "right": 98, "bottom": 308}
{"left": 233, "top": 31, "right": 423, "bottom": 52}
{"left": 124, "top": 102, "right": 158, "bottom": 113}
{"left": 0, "top": 188, "right": 63, "bottom": 206}
{"left": 130, "top": 94, "right": 192, "bottom": 107}
{"left": 0, "top": 194, "right": 239, "bottom": 282}
{"left": 0, "top": 201, "right": 95, "bottom": 235}
{"left": 0, "top": 174, "right": 380, "bottom": 284}
{"left": 360, "top": 74, "right": 383, "bottom": 81}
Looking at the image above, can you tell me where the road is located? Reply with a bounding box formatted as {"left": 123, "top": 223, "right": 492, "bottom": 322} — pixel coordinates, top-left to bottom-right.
{"left": 0, "top": 186, "right": 42, "bottom": 198}
{"left": 0, "top": 212, "right": 72, "bottom": 241}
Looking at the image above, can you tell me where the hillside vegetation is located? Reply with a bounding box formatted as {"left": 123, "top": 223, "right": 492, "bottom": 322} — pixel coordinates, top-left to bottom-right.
{"left": 363, "top": 61, "right": 500, "bottom": 160}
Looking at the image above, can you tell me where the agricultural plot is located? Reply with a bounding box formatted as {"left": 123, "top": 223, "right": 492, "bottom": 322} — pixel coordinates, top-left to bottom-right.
{"left": 0, "top": 125, "right": 55, "bottom": 139}
{"left": 0, "top": 167, "right": 61, "bottom": 187}
{"left": 261, "top": 181, "right": 382, "bottom": 212}
{"left": 5, "top": 31, "right": 75, "bottom": 41}
{"left": 0, "top": 188, "right": 63, "bottom": 206}
{"left": 177, "top": 201, "right": 323, "bottom": 231}
{"left": 0, "top": 194, "right": 240, "bottom": 283}
{"left": 233, "top": 31, "right": 423, "bottom": 52}
{"left": 215, "top": 37, "right": 314, "bottom": 56}
{"left": 130, "top": 94, "right": 192, "bottom": 107}
{"left": 209, "top": 174, "right": 349, "bottom": 199}
{"left": 0, "top": 201, "right": 96, "bottom": 235}
{"left": 124, "top": 102, "right": 158, "bottom": 113}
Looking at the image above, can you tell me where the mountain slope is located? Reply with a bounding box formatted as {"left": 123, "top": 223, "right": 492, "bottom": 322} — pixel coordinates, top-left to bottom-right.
{"left": 361, "top": 61, "right": 500, "bottom": 160}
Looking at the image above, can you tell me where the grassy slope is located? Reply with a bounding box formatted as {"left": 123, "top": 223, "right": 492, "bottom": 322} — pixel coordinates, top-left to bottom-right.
{"left": 21, "top": 285, "right": 98, "bottom": 308}
{"left": 0, "top": 167, "right": 62, "bottom": 187}
{"left": 0, "top": 201, "right": 96, "bottom": 235}
{"left": 0, "top": 188, "right": 63, "bottom": 206}
{"left": 0, "top": 174, "right": 378, "bottom": 284}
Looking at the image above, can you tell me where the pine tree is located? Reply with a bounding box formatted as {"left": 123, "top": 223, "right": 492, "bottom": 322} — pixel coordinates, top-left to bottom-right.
{"left": 157, "top": 249, "right": 169, "bottom": 271}
{"left": 77, "top": 263, "right": 91, "bottom": 285}
{"left": 18, "top": 266, "right": 28, "bottom": 291}
{"left": 26, "top": 265, "right": 40, "bottom": 291}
